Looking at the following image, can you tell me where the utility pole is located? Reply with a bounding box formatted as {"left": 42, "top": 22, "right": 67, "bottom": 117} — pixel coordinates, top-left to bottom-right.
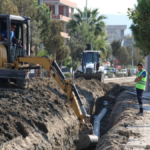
{"left": 86, "top": 0, "right": 87, "bottom": 24}
{"left": 31, "top": 26, "right": 33, "bottom": 51}
{"left": 40, "top": 0, "right": 43, "bottom": 6}
{"left": 131, "top": 39, "right": 134, "bottom": 69}
{"left": 131, "top": 47, "right": 134, "bottom": 69}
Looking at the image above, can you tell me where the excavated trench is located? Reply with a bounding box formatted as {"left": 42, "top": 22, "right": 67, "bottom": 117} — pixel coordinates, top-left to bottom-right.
{"left": 73, "top": 78, "right": 135, "bottom": 150}
{"left": 0, "top": 77, "right": 135, "bottom": 150}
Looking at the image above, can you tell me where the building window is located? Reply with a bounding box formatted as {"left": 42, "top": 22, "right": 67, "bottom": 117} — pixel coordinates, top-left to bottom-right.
{"left": 63, "top": 6, "right": 67, "bottom": 16}
{"left": 69, "top": 8, "right": 72, "bottom": 18}
{"left": 121, "top": 30, "right": 124, "bottom": 36}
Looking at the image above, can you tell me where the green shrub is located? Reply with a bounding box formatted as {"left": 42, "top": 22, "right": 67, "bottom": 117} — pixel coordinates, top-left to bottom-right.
{"left": 124, "top": 74, "right": 128, "bottom": 77}
{"left": 116, "top": 73, "right": 124, "bottom": 77}
{"left": 64, "top": 73, "right": 72, "bottom": 78}
{"left": 107, "top": 73, "right": 113, "bottom": 78}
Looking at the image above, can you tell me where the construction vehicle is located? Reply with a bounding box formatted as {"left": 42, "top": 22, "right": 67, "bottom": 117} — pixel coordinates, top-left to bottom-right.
{"left": 0, "top": 14, "right": 98, "bottom": 149}
{"left": 74, "top": 44, "right": 105, "bottom": 82}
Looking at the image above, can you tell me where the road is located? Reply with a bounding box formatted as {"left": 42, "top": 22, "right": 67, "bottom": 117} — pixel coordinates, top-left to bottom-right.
{"left": 104, "top": 76, "right": 136, "bottom": 84}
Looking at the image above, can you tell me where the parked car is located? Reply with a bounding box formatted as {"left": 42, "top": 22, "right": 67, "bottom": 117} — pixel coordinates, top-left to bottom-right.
{"left": 111, "top": 68, "right": 116, "bottom": 73}
{"left": 105, "top": 68, "right": 110, "bottom": 74}
{"left": 130, "top": 69, "right": 136, "bottom": 75}
{"left": 118, "top": 69, "right": 128, "bottom": 76}
{"left": 28, "top": 69, "right": 35, "bottom": 78}
{"left": 105, "top": 68, "right": 116, "bottom": 74}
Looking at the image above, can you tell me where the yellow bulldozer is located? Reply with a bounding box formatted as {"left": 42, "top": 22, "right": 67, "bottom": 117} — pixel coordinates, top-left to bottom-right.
{"left": 0, "top": 14, "right": 98, "bottom": 149}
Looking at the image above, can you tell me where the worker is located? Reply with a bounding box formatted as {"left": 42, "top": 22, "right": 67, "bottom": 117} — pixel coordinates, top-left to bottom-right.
{"left": 134, "top": 63, "right": 147, "bottom": 116}
{"left": 1, "top": 23, "right": 22, "bottom": 45}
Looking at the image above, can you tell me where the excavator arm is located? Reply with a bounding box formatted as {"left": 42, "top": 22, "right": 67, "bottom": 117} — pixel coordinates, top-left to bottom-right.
{"left": 11, "top": 56, "right": 90, "bottom": 123}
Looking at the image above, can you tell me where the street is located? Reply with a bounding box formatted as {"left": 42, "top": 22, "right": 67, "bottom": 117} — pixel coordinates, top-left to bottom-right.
{"left": 104, "top": 76, "right": 136, "bottom": 84}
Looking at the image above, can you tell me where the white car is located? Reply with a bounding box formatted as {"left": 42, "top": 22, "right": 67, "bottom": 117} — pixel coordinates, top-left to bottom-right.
{"left": 118, "top": 69, "right": 128, "bottom": 76}
{"left": 130, "top": 69, "right": 136, "bottom": 75}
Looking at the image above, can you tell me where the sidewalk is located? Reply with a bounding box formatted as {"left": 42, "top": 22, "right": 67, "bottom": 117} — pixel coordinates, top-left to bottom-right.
{"left": 124, "top": 91, "right": 150, "bottom": 150}
{"left": 143, "top": 91, "right": 150, "bottom": 97}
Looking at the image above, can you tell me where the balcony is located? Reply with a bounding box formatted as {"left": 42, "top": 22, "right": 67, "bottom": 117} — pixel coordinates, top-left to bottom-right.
{"left": 61, "top": 32, "right": 70, "bottom": 39}
{"left": 43, "top": 0, "right": 77, "bottom": 8}
{"left": 52, "top": 15, "right": 71, "bottom": 22}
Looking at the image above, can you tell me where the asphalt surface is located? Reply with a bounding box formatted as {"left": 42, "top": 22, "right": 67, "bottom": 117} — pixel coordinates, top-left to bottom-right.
{"left": 104, "top": 76, "right": 136, "bottom": 84}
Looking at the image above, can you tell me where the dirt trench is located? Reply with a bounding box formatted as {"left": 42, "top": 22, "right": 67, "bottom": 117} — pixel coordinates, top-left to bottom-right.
{"left": 73, "top": 78, "right": 135, "bottom": 150}
{"left": 0, "top": 77, "right": 135, "bottom": 150}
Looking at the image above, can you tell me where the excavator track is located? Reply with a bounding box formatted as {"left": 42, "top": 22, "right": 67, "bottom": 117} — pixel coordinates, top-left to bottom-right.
{"left": 0, "top": 69, "right": 26, "bottom": 88}
{"left": 16, "top": 79, "right": 27, "bottom": 88}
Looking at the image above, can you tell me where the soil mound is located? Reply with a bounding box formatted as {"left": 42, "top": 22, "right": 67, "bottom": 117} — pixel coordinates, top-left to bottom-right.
{"left": 0, "top": 76, "right": 136, "bottom": 150}
{"left": 0, "top": 78, "right": 80, "bottom": 150}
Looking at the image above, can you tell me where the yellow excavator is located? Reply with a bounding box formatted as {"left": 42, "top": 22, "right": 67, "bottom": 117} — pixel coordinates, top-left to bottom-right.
{"left": 0, "top": 14, "right": 98, "bottom": 149}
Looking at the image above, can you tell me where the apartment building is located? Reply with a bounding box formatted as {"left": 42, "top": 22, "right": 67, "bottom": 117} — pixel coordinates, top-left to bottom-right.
{"left": 43, "top": 0, "right": 77, "bottom": 40}
{"left": 106, "top": 25, "right": 127, "bottom": 43}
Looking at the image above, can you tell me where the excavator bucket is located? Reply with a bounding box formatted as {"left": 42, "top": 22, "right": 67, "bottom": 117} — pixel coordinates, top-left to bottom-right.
{"left": 74, "top": 73, "right": 104, "bottom": 82}
{"left": 76, "top": 133, "right": 98, "bottom": 150}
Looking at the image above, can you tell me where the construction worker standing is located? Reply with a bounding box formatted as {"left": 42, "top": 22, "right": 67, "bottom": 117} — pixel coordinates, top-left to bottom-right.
{"left": 134, "top": 63, "right": 147, "bottom": 116}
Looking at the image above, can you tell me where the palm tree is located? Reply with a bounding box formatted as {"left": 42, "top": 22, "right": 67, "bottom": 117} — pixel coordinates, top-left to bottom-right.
{"left": 67, "top": 8, "right": 106, "bottom": 37}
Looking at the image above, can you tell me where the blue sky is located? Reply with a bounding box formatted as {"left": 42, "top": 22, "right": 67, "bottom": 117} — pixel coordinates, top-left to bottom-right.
{"left": 71, "top": 0, "right": 137, "bottom": 35}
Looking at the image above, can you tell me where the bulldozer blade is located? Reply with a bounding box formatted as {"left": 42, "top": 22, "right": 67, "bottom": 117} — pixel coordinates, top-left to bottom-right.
{"left": 0, "top": 69, "right": 26, "bottom": 80}
{"left": 75, "top": 73, "right": 102, "bottom": 81}
{"left": 76, "top": 134, "right": 98, "bottom": 150}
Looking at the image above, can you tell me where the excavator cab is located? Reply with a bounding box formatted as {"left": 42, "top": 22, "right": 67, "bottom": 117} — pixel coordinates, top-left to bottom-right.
{"left": 0, "top": 14, "right": 30, "bottom": 62}
{"left": 0, "top": 14, "right": 30, "bottom": 87}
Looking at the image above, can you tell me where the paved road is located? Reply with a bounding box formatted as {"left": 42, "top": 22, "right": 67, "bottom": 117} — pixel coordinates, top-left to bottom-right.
{"left": 104, "top": 76, "right": 136, "bottom": 84}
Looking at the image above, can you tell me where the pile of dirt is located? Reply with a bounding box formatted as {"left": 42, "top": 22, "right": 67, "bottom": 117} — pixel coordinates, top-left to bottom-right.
{"left": 0, "top": 76, "right": 136, "bottom": 150}
{"left": 0, "top": 78, "right": 80, "bottom": 150}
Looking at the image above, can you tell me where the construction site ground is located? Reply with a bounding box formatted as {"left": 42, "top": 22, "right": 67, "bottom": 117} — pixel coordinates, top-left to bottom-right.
{"left": 96, "top": 84, "right": 150, "bottom": 150}
{"left": 0, "top": 77, "right": 149, "bottom": 150}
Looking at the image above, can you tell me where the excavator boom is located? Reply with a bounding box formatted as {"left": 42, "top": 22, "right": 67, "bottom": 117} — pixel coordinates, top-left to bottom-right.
{"left": 12, "top": 56, "right": 89, "bottom": 122}
{"left": 11, "top": 56, "right": 98, "bottom": 149}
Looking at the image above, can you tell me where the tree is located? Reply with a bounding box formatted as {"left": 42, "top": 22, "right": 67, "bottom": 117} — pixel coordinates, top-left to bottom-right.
{"left": 64, "top": 56, "right": 72, "bottom": 69}
{"left": 68, "top": 23, "right": 100, "bottom": 70}
{"left": 128, "top": 0, "right": 150, "bottom": 55}
{"left": 118, "top": 47, "right": 130, "bottom": 66}
{"left": 111, "top": 41, "right": 121, "bottom": 59}
{"left": 97, "top": 33, "right": 110, "bottom": 58}
{"left": 68, "top": 36, "right": 85, "bottom": 72}
{"left": 36, "top": 2, "right": 51, "bottom": 48}
{"left": 13, "top": 0, "right": 51, "bottom": 50}
{"left": 67, "top": 8, "right": 106, "bottom": 37}
{"left": 38, "top": 50, "right": 48, "bottom": 57}
{"left": 105, "top": 44, "right": 112, "bottom": 60}
{"left": 56, "top": 45, "right": 71, "bottom": 69}
{"left": 49, "top": 20, "right": 64, "bottom": 58}
{"left": 0, "top": 0, "right": 19, "bottom": 15}
{"left": 31, "top": 20, "right": 42, "bottom": 56}
{"left": 126, "top": 46, "right": 132, "bottom": 65}
{"left": 67, "top": 29, "right": 86, "bottom": 72}
{"left": 133, "top": 47, "right": 145, "bottom": 65}
{"left": 12, "top": 0, "right": 37, "bottom": 19}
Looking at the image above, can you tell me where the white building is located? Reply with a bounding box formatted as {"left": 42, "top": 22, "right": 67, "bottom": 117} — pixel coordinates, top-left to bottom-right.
{"left": 106, "top": 25, "right": 127, "bottom": 43}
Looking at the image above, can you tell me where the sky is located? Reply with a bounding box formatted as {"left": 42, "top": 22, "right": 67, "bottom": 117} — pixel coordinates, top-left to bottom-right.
{"left": 71, "top": 0, "right": 138, "bottom": 35}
